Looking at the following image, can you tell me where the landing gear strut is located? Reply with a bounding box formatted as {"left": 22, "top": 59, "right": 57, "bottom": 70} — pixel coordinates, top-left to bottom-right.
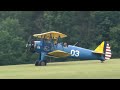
{"left": 35, "top": 60, "right": 47, "bottom": 66}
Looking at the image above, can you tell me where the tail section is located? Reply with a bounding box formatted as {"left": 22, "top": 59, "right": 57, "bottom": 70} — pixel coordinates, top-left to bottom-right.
{"left": 92, "top": 41, "right": 112, "bottom": 60}
{"left": 94, "top": 41, "right": 105, "bottom": 54}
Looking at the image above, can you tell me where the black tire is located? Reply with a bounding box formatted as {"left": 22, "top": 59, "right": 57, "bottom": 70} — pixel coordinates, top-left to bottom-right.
{"left": 35, "top": 60, "right": 39, "bottom": 66}
{"left": 38, "top": 61, "right": 47, "bottom": 66}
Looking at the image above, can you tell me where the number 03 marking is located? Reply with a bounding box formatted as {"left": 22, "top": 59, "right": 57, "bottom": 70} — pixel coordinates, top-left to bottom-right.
{"left": 71, "top": 50, "right": 80, "bottom": 57}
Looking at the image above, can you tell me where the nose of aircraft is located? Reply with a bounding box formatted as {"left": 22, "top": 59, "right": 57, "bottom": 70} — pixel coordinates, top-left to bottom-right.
{"left": 26, "top": 36, "right": 35, "bottom": 52}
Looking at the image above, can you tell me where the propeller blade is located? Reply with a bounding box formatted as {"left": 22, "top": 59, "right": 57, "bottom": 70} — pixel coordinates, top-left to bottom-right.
{"left": 27, "top": 36, "right": 32, "bottom": 44}
{"left": 26, "top": 36, "right": 32, "bottom": 52}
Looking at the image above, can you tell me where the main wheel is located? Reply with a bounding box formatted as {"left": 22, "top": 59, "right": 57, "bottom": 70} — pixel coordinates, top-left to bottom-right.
{"left": 41, "top": 61, "right": 46, "bottom": 66}
{"left": 35, "top": 60, "right": 39, "bottom": 66}
{"left": 38, "top": 61, "right": 47, "bottom": 66}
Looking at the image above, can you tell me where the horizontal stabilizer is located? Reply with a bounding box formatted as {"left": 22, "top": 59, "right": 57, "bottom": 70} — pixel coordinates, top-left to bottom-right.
{"left": 92, "top": 51, "right": 104, "bottom": 54}
{"left": 48, "top": 50, "right": 71, "bottom": 58}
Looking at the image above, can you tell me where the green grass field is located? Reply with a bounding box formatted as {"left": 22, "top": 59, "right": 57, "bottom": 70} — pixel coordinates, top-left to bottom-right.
{"left": 0, "top": 59, "right": 120, "bottom": 79}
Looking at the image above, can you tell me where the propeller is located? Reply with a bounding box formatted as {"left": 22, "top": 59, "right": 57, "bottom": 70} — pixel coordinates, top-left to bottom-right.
{"left": 26, "top": 35, "right": 35, "bottom": 53}
{"left": 26, "top": 36, "right": 32, "bottom": 53}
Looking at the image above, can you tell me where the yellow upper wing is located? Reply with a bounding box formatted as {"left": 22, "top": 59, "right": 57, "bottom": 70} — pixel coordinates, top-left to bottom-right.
{"left": 48, "top": 50, "right": 71, "bottom": 58}
{"left": 33, "top": 31, "right": 67, "bottom": 39}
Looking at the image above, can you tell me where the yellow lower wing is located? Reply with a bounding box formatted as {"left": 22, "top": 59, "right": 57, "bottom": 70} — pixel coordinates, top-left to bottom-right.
{"left": 48, "top": 50, "right": 71, "bottom": 58}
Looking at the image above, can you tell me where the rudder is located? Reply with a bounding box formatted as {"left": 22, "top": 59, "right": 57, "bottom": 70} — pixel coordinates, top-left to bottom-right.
{"left": 104, "top": 42, "right": 112, "bottom": 60}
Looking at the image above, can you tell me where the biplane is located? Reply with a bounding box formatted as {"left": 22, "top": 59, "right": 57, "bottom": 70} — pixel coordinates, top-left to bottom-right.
{"left": 26, "top": 31, "right": 112, "bottom": 66}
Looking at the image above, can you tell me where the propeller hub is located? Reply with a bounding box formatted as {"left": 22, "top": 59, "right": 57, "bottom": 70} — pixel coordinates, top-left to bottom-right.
{"left": 26, "top": 36, "right": 35, "bottom": 53}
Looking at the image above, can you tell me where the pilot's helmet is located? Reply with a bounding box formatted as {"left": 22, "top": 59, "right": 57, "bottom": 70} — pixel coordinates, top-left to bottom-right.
{"left": 64, "top": 42, "right": 67, "bottom": 47}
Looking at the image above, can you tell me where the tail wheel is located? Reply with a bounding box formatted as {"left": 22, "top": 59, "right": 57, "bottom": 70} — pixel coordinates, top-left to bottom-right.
{"left": 101, "top": 61, "right": 104, "bottom": 63}
{"left": 35, "top": 60, "right": 39, "bottom": 66}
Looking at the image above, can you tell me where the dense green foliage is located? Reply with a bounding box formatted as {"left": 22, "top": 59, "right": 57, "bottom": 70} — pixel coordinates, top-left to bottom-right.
{"left": 0, "top": 11, "right": 119, "bottom": 65}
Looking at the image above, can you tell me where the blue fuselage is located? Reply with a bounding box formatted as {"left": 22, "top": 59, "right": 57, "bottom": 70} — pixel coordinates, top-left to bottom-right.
{"left": 55, "top": 43, "right": 104, "bottom": 61}
{"left": 33, "top": 41, "right": 104, "bottom": 61}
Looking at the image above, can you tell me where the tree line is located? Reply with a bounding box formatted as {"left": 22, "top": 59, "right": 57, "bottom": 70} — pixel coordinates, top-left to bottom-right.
{"left": 0, "top": 11, "right": 119, "bottom": 65}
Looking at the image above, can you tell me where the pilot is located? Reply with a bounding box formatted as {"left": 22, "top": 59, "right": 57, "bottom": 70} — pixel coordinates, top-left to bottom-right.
{"left": 46, "top": 39, "right": 51, "bottom": 43}
{"left": 44, "top": 38, "right": 51, "bottom": 44}
{"left": 63, "top": 42, "right": 68, "bottom": 47}
{"left": 54, "top": 39, "right": 57, "bottom": 45}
